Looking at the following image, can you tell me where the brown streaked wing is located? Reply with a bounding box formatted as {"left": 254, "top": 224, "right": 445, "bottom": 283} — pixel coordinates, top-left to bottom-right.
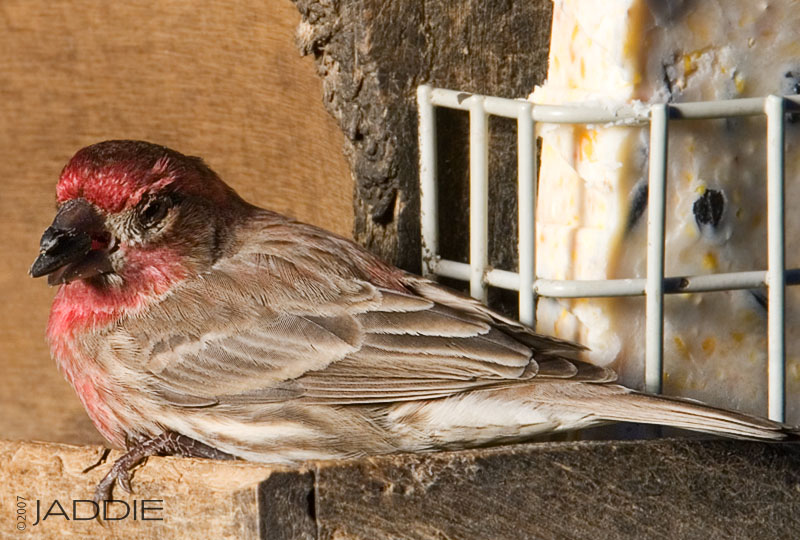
{"left": 113, "top": 219, "right": 609, "bottom": 409}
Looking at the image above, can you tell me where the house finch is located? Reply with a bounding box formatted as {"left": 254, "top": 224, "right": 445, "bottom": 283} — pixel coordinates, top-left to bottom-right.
{"left": 31, "top": 140, "right": 793, "bottom": 501}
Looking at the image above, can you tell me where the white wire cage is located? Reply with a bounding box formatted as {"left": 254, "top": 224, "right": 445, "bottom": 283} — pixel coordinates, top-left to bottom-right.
{"left": 417, "top": 84, "right": 800, "bottom": 423}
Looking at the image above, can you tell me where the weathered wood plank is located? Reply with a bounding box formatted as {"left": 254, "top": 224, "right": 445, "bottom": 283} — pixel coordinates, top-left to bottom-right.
{"left": 258, "top": 471, "right": 316, "bottom": 540}
{"left": 4, "top": 438, "right": 799, "bottom": 539}
{"left": 1, "top": 439, "right": 275, "bottom": 539}
{"left": 312, "top": 439, "right": 800, "bottom": 540}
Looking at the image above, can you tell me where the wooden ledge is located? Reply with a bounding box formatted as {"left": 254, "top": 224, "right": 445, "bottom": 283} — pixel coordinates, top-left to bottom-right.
{"left": 2, "top": 438, "right": 799, "bottom": 539}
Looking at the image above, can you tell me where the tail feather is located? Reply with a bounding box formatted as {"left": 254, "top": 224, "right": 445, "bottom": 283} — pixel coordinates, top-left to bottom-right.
{"left": 597, "top": 389, "right": 794, "bottom": 441}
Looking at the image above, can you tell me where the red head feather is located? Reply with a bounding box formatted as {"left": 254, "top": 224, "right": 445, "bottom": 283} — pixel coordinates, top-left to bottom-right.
{"left": 57, "top": 140, "right": 239, "bottom": 213}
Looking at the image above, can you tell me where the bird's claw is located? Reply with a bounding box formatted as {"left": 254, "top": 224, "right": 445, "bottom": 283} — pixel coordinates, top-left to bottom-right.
{"left": 92, "top": 458, "right": 137, "bottom": 505}
{"left": 82, "top": 447, "right": 110, "bottom": 474}
{"left": 88, "top": 431, "right": 235, "bottom": 505}
{"left": 118, "top": 472, "right": 133, "bottom": 494}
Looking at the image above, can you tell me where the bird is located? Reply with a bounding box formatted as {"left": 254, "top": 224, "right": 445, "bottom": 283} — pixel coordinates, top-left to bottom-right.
{"left": 30, "top": 140, "right": 795, "bottom": 502}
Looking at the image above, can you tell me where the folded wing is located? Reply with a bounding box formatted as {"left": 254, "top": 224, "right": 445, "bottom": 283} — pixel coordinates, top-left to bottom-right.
{"left": 112, "top": 219, "right": 614, "bottom": 409}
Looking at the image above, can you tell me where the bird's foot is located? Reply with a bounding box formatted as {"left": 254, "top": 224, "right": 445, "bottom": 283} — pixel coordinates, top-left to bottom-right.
{"left": 91, "top": 431, "right": 235, "bottom": 504}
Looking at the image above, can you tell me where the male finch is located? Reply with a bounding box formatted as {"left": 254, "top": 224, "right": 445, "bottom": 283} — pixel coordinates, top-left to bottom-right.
{"left": 31, "top": 140, "right": 794, "bottom": 501}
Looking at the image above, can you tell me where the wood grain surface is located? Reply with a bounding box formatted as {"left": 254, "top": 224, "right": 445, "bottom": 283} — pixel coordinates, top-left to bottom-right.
{"left": 3, "top": 438, "right": 799, "bottom": 539}
{"left": 1, "top": 439, "right": 278, "bottom": 539}
{"left": 0, "top": 0, "right": 351, "bottom": 445}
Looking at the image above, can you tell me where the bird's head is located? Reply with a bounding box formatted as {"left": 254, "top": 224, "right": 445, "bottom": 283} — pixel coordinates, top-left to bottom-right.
{"left": 30, "top": 140, "right": 248, "bottom": 288}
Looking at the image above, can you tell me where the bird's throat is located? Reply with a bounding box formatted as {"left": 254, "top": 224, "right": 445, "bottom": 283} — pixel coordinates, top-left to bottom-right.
{"left": 47, "top": 246, "right": 188, "bottom": 334}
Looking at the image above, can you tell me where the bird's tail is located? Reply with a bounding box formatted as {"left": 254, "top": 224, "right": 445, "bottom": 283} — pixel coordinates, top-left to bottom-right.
{"left": 593, "top": 386, "right": 795, "bottom": 440}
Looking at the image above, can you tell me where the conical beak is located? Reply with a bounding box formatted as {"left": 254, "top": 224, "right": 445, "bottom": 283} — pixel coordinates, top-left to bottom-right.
{"left": 30, "top": 198, "right": 114, "bottom": 286}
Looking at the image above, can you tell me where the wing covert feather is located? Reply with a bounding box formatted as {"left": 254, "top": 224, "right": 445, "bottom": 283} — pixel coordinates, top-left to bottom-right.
{"left": 109, "top": 218, "right": 611, "bottom": 409}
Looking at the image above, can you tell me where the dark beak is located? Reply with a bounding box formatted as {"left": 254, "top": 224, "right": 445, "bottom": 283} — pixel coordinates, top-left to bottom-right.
{"left": 30, "top": 198, "right": 114, "bottom": 286}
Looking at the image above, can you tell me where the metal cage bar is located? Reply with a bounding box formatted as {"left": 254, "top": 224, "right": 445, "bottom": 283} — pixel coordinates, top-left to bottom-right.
{"left": 766, "top": 95, "right": 787, "bottom": 422}
{"left": 517, "top": 101, "right": 536, "bottom": 326}
{"left": 417, "top": 85, "right": 438, "bottom": 278}
{"left": 469, "top": 96, "right": 489, "bottom": 303}
{"left": 644, "top": 104, "right": 668, "bottom": 395}
{"left": 416, "top": 85, "right": 798, "bottom": 420}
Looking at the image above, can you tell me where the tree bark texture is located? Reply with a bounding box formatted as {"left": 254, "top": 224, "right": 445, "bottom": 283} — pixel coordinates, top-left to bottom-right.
{"left": 293, "top": 1, "right": 553, "bottom": 313}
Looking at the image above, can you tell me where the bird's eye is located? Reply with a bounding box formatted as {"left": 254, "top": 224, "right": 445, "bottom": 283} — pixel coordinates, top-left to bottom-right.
{"left": 138, "top": 195, "right": 172, "bottom": 228}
